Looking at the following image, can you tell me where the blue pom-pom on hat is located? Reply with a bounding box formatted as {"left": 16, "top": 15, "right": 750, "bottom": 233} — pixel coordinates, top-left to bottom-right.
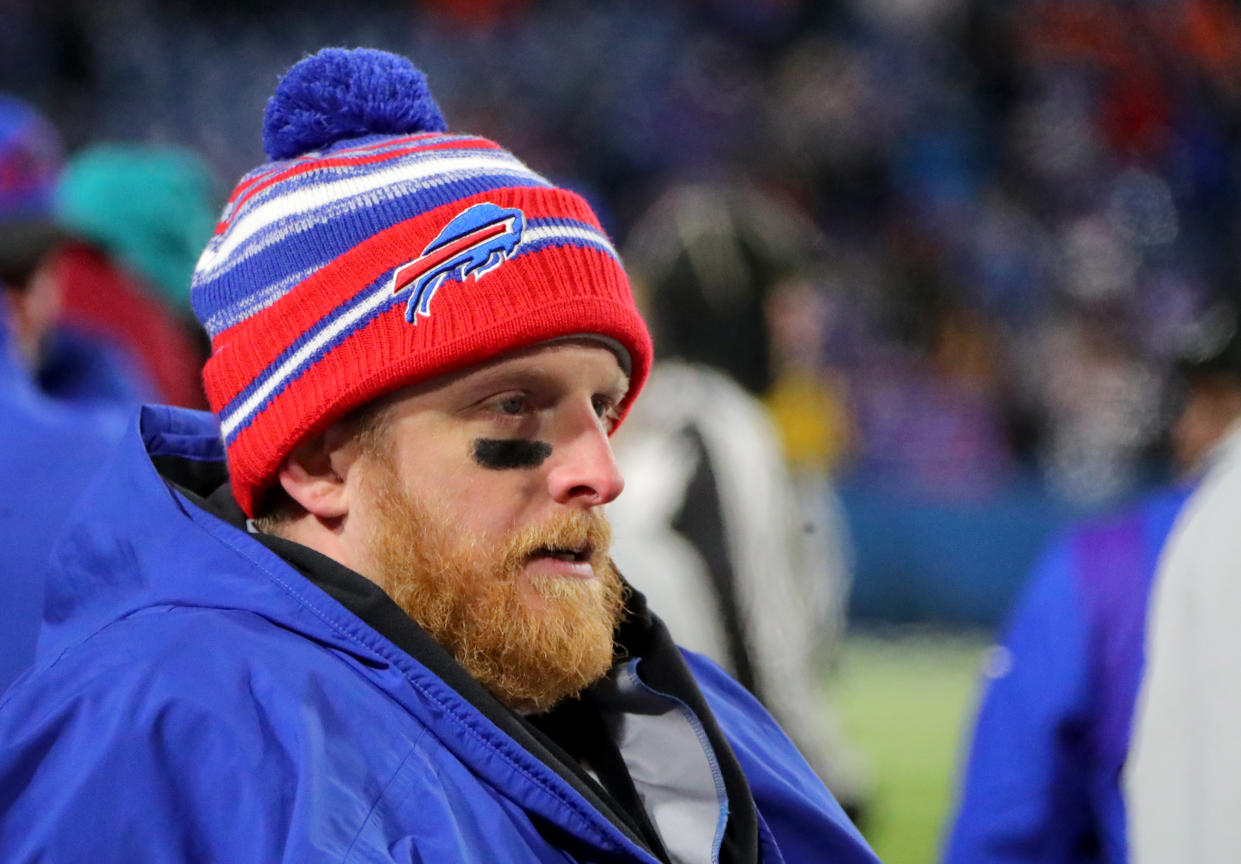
{"left": 262, "top": 47, "right": 448, "bottom": 161}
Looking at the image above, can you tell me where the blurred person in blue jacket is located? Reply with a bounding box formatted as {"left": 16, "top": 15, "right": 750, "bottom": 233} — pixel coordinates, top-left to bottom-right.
{"left": 0, "top": 92, "right": 203, "bottom": 413}
{"left": 0, "top": 93, "right": 123, "bottom": 692}
{"left": 942, "top": 306, "right": 1241, "bottom": 864}
{"left": 37, "top": 142, "right": 215, "bottom": 410}
{"left": 0, "top": 302, "right": 120, "bottom": 693}
{"left": 0, "top": 49, "right": 879, "bottom": 864}
{"left": 0, "top": 92, "right": 67, "bottom": 372}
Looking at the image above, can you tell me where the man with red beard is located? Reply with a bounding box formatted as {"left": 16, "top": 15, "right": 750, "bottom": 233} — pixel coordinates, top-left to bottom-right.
{"left": 0, "top": 49, "right": 879, "bottom": 864}
{"left": 290, "top": 340, "right": 631, "bottom": 715}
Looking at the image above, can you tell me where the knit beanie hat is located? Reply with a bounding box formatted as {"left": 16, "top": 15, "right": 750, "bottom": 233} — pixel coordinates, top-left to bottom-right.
{"left": 191, "top": 48, "right": 652, "bottom": 516}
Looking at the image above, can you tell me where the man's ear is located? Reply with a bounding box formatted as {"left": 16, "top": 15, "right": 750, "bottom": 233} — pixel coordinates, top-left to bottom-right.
{"left": 275, "top": 425, "right": 363, "bottom": 520}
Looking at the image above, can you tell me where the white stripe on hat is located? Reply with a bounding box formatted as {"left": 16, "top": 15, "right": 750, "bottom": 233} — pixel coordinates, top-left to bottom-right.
{"left": 219, "top": 274, "right": 396, "bottom": 439}
{"left": 524, "top": 224, "right": 619, "bottom": 260}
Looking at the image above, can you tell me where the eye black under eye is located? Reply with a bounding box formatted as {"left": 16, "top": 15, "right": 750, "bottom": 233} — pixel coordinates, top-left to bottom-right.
{"left": 472, "top": 438, "right": 552, "bottom": 470}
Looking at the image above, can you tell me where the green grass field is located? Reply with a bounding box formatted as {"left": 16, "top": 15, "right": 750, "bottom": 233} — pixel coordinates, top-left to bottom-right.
{"left": 833, "top": 628, "right": 992, "bottom": 864}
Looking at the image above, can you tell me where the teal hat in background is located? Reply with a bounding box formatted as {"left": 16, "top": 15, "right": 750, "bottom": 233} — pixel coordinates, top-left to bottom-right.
{"left": 54, "top": 144, "right": 218, "bottom": 313}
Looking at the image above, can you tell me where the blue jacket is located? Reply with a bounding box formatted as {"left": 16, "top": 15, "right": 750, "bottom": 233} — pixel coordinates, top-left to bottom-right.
{"left": 0, "top": 405, "right": 879, "bottom": 864}
{"left": 0, "top": 315, "right": 122, "bottom": 692}
{"left": 943, "top": 486, "right": 1190, "bottom": 864}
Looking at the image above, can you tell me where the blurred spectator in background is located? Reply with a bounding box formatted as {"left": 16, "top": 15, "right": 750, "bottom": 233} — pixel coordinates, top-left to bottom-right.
{"left": 1021, "top": 299, "right": 1165, "bottom": 510}
{"left": 943, "top": 488, "right": 1188, "bottom": 864}
{"left": 609, "top": 182, "right": 871, "bottom": 819}
{"left": 0, "top": 93, "right": 67, "bottom": 374}
{"left": 763, "top": 269, "right": 858, "bottom": 662}
{"left": 1126, "top": 309, "right": 1241, "bottom": 863}
{"left": 944, "top": 309, "right": 1241, "bottom": 864}
{"left": 0, "top": 94, "right": 123, "bottom": 691}
{"left": 39, "top": 143, "right": 214, "bottom": 409}
{"left": 764, "top": 272, "right": 855, "bottom": 479}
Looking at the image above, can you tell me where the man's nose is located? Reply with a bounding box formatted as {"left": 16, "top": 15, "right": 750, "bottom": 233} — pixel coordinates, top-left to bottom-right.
{"left": 545, "top": 411, "right": 625, "bottom": 507}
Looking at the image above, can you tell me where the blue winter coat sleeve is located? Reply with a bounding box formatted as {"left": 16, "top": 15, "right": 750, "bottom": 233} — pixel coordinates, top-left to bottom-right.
{"left": 1, "top": 676, "right": 297, "bottom": 860}
{"left": 0, "top": 611, "right": 411, "bottom": 864}
{"left": 942, "top": 537, "right": 1094, "bottom": 864}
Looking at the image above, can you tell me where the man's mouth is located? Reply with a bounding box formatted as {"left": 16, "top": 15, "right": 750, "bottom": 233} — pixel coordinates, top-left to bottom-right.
{"left": 534, "top": 544, "right": 593, "bottom": 563}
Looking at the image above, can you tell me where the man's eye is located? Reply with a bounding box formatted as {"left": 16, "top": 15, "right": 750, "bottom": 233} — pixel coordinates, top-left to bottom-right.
{"left": 497, "top": 395, "right": 527, "bottom": 415}
{"left": 592, "top": 395, "right": 620, "bottom": 429}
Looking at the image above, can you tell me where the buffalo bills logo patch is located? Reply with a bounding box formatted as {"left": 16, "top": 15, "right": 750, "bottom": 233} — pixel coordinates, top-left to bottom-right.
{"left": 391, "top": 202, "right": 526, "bottom": 323}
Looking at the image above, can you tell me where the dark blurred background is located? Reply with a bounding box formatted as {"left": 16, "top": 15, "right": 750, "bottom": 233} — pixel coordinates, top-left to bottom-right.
{"left": 15, "top": 0, "right": 1230, "bottom": 628}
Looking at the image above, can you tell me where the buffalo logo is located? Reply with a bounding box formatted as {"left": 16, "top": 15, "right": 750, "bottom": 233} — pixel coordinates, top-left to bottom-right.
{"left": 391, "top": 203, "right": 526, "bottom": 323}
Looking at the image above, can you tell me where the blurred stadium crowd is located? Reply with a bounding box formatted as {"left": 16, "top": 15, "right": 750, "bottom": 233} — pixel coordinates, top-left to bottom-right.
{"left": 6, "top": 1, "right": 1241, "bottom": 604}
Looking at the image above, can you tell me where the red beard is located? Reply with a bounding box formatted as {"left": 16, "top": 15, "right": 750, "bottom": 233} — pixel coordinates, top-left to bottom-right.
{"left": 362, "top": 461, "right": 626, "bottom": 713}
